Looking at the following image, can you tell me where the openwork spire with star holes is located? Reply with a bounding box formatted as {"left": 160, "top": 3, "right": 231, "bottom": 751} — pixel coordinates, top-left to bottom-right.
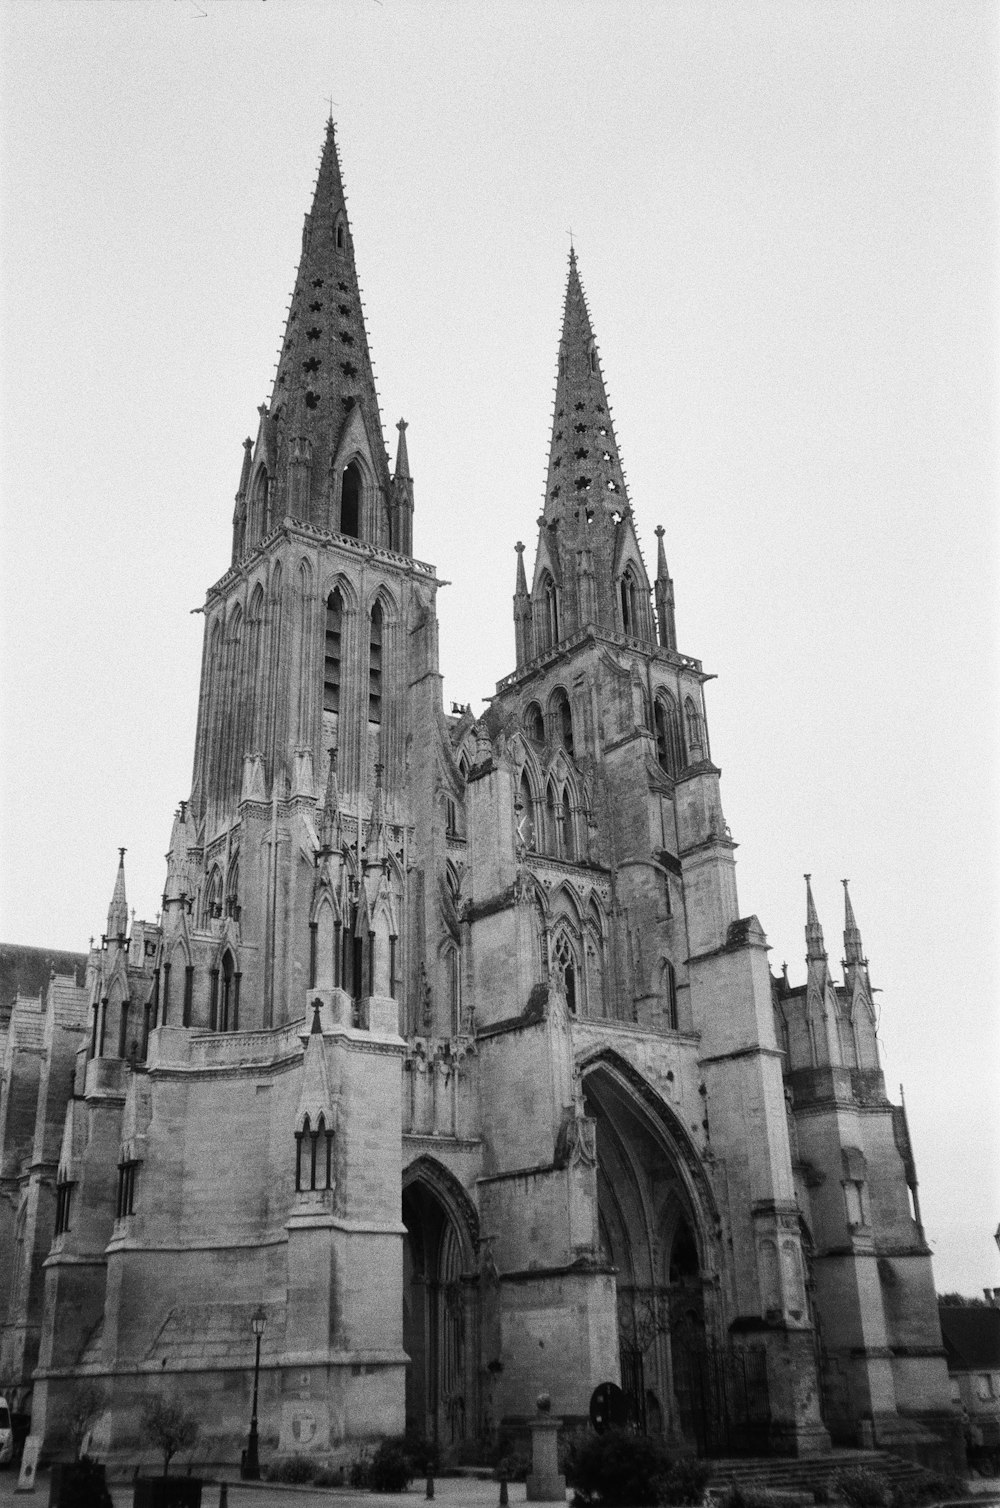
{"left": 266, "top": 120, "right": 392, "bottom": 526}
{"left": 525, "top": 250, "right": 655, "bottom": 653}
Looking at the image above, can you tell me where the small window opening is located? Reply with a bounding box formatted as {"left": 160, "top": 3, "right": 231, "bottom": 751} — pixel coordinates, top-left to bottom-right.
{"left": 341, "top": 361, "right": 357, "bottom": 378}
{"left": 574, "top": 401, "right": 585, "bottom": 411}
{"left": 309, "top": 300, "right": 323, "bottom": 312}
{"left": 589, "top": 349, "right": 597, "bottom": 373}
{"left": 324, "top": 589, "right": 343, "bottom": 712}
{"left": 311, "top": 277, "right": 324, "bottom": 289}
{"left": 55, "top": 1178, "right": 75, "bottom": 1236}
{"left": 305, "top": 391, "right": 319, "bottom": 410}
{"left": 116, "top": 1159, "right": 139, "bottom": 1218}
{"left": 303, "top": 356, "right": 320, "bottom": 373}
{"left": 341, "top": 462, "right": 361, "bottom": 537}
{"left": 336, "top": 223, "right": 345, "bottom": 249}
{"left": 562, "top": 789, "right": 575, "bottom": 861}
{"left": 339, "top": 331, "right": 354, "bottom": 346}
{"left": 574, "top": 476, "right": 592, "bottom": 492}
{"left": 575, "top": 447, "right": 589, "bottom": 460}
{"left": 574, "top": 423, "right": 587, "bottom": 434}
{"left": 307, "top": 327, "right": 322, "bottom": 341}
{"left": 554, "top": 691, "right": 574, "bottom": 757}
{"left": 338, "top": 303, "right": 350, "bottom": 316}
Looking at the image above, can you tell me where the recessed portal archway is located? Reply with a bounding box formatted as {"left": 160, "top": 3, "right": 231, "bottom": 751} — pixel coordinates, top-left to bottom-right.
{"left": 583, "top": 1059, "right": 715, "bottom": 1448}
{"left": 402, "top": 1162, "right": 478, "bottom": 1449}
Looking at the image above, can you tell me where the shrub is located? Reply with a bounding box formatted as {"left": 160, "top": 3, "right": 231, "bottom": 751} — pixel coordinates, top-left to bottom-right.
{"left": 565, "top": 1427, "right": 673, "bottom": 1508}
{"left": 56, "top": 1384, "right": 109, "bottom": 1462}
{"left": 660, "top": 1459, "right": 712, "bottom": 1506}
{"left": 403, "top": 1431, "right": 440, "bottom": 1475}
{"left": 834, "top": 1469, "right": 891, "bottom": 1508}
{"left": 367, "top": 1439, "right": 412, "bottom": 1493}
{"left": 348, "top": 1452, "right": 370, "bottom": 1488}
{"left": 264, "top": 1456, "right": 318, "bottom": 1484}
{"left": 58, "top": 1458, "right": 113, "bottom": 1508}
{"left": 313, "top": 1466, "right": 344, "bottom": 1487}
{"left": 720, "top": 1487, "right": 786, "bottom": 1508}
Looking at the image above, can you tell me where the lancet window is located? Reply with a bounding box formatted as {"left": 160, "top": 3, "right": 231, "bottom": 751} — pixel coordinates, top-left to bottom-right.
{"left": 654, "top": 693, "right": 683, "bottom": 777}
{"left": 516, "top": 770, "right": 536, "bottom": 853}
{"left": 204, "top": 867, "right": 223, "bottom": 923}
{"left": 217, "top": 949, "right": 239, "bottom": 1032}
{"left": 538, "top": 573, "right": 559, "bottom": 650}
{"left": 295, "top": 1113, "right": 334, "bottom": 1192}
{"left": 324, "top": 589, "right": 343, "bottom": 713}
{"left": 115, "top": 1158, "right": 139, "bottom": 1219}
{"left": 552, "top": 928, "right": 579, "bottom": 1014}
{"left": 524, "top": 702, "right": 544, "bottom": 743}
{"left": 684, "top": 696, "right": 704, "bottom": 760}
{"left": 620, "top": 566, "right": 641, "bottom": 637}
{"left": 368, "top": 602, "right": 383, "bottom": 723}
{"left": 551, "top": 688, "right": 575, "bottom": 758}
{"left": 341, "top": 461, "right": 362, "bottom": 538}
{"left": 661, "top": 959, "right": 679, "bottom": 1030}
{"left": 54, "top": 1176, "right": 75, "bottom": 1237}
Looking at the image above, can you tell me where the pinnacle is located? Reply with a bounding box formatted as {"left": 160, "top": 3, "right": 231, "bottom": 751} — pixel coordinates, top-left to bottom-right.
{"left": 804, "top": 873, "right": 827, "bottom": 962}
{"left": 842, "top": 878, "right": 866, "bottom": 966}
{"left": 107, "top": 848, "right": 128, "bottom": 942}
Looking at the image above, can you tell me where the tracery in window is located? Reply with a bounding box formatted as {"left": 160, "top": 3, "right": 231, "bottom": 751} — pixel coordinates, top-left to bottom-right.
{"left": 654, "top": 693, "right": 683, "bottom": 777}
{"left": 553, "top": 929, "right": 578, "bottom": 1014}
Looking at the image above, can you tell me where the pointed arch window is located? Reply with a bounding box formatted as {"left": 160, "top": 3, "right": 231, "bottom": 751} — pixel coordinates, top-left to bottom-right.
{"left": 662, "top": 959, "right": 679, "bottom": 1030}
{"left": 324, "top": 589, "right": 343, "bottom": 713}
{"left": 538, "top": 572, "right": 559, "bottom": 650}
{"left": 341, "top": 461, "right": 362, "bottom": 538}
{"left": 551, "top": 688, "right": 574, "bottom": 759}
{"left": 54, "top": 1175, "right": 75, "bottom": 1237}
{"left": 204, "top": 866, "right": 223, "bottom": 924}
{"left": 654, "top": 693, "right": 683, "bottom": 778}
{"left": 684, "top": 696, "right": 704, "bottom": 761}
{"left": 620, "top": 567, "right": 640, "bottom": 637}
{"left": 225, "top": 859, "right": 240, "bottom": 921}
{"left": 516, "top": 770, "right": 536, "bottom": 853}
{"left": 524, "top": 702, "right": 544, "bottom": 743}
{"left": 219, "top": 949, "right": 240, "bottom": 1032}
{"left": 553, "top": 930, "right": 578, "bottom": 1014}
{"left": 295, "top": 1113, "right": 334, "bottom": 1192}
{"left": 368, "top": 601, "right": 383, "bottom": 723}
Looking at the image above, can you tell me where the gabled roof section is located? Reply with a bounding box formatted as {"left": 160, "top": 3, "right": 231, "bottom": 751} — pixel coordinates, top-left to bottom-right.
{"left": 543, "top": 249, "right": 630, "bottom": 526}
{"left": 267, "top": 120, "right": 391, "bottom": 511}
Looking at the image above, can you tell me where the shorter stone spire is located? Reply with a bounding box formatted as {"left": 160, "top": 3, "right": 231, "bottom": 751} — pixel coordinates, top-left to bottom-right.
{"left": 654, "top": 525, "right": 677, "bottom": 651}
{"left": 804, "top": 874, "right": 826, "bottom": 961}
{"left": 393, "top": 419, "right": 411, "bottom": 481}
{"left": 317, "top": 748, "right": 341, "bottom": 855}
{"left": 842, "top": 879, "right": 865, "bottom": 966}
{"left": 107, "top": 849, "right": 128, "bottom": 943}
{"left": 513, "top": 541, "right": 532, "bottom": 669}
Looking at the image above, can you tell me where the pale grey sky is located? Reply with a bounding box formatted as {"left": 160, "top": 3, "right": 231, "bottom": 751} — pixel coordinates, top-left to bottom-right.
{"left": 1, "top": 0, "right": 996, "bottom": 1295}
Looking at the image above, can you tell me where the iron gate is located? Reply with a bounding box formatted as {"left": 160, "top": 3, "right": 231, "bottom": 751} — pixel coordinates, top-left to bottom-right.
{"left": 671, "top": 1341, "right": 770, "bottom": 1457}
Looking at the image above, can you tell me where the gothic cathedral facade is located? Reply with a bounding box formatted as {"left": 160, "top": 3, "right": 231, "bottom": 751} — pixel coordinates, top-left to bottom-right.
{"left": 0, "top": 123, "right": 959, "bottom": 1469}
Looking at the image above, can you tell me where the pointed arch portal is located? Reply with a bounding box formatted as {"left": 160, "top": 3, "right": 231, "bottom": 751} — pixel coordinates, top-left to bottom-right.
{"left": 402, "top": 1161, "right": 478, "bottom": 1450}
{"left": 582, "top": 1059, "right": 717, "bottom": 1450}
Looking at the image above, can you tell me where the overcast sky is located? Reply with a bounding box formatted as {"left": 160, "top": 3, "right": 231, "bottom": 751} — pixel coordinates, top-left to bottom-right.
{"left": 0, "top": 0, "right": 996, "bottom": 1296}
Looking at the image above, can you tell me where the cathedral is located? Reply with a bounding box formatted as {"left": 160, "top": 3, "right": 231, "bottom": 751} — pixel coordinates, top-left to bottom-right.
{"left": 0, "top": 121, "right": 960, "bottom": 1471}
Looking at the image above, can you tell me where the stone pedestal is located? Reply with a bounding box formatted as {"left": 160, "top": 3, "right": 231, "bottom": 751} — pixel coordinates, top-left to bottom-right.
{"left": 526, "top": 1414, "right": 565, "bottom": 1503}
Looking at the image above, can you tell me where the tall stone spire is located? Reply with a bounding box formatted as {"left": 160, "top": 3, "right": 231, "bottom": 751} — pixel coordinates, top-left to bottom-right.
{"left": 264, "top": 119, "right": 392, "bottom": 532}
{"left": 106, "top": 849, "right": 128, "bottom": 943}
{"left": 804, "top": 874, "right": 826, "bottom": 961}
{"left": 528, "top": 250, "right": 654, "bottom": 649}
{"left": 543, "top": 249, "right": 630, "bottom": 525}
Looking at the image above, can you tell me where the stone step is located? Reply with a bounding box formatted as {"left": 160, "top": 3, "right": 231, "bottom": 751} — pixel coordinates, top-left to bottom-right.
{"left": 706, "top": 1450, "right": 938, "bottom": 1494}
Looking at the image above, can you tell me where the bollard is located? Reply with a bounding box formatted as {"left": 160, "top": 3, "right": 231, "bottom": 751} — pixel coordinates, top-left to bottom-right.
{"left": 499, "top": 1474, "right": 509, "bottom": 1507}
{"left": 220, "top": 1482, "right": 229, "bottom": 1508}
{"left": 425, "top": 1469, "right": 435, "bottom": 1500}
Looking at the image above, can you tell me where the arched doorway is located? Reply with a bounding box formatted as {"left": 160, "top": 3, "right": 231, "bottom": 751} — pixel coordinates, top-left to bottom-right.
{"left": 402, "top": 1164, "right": 478, "bottom": 1450}
{"left": 583, "top": 1060, "right": 715, "bottom": 1450}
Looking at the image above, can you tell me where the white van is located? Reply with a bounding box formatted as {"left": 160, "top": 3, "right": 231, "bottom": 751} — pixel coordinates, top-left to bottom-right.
{"left": 0, "top": 1396, "right": 13, "bottom": 1465}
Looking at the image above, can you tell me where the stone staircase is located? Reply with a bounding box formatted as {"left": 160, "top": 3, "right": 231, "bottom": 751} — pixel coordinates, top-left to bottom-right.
{"left": 706, "top": 1449, "right": 946, "bottom": 1500}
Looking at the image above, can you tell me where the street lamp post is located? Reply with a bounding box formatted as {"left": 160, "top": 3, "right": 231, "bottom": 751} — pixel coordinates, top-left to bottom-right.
{"left": 243, "top": 1307, "right": 267, "bottom": 1481}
